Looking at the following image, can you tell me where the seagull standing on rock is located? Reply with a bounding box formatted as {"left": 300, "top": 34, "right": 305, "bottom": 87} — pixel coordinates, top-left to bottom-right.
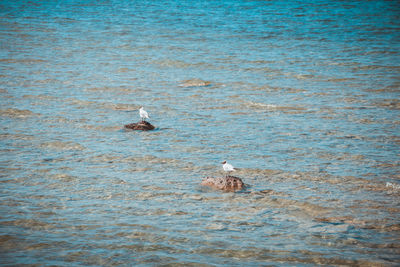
{"left": 222, "top": 160, "right": 236, "bottom": 177}
{"left": 139, "top": 107, "right": 149, "bottom": 122}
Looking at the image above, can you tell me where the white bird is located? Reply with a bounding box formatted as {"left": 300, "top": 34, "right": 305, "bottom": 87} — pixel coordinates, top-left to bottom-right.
{"left": 222, "top": 160, "right": 236, "bottom": 176}
{"left": 139, "top": 107, "right": 149, "bottom": 122}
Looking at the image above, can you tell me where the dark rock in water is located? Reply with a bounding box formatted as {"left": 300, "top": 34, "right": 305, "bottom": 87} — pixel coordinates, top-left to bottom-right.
{"left": 201, "top": 176, "right": 245, "bottom": 191}
{"left": 124, "top": 121, "right": 155, "bottom": 131}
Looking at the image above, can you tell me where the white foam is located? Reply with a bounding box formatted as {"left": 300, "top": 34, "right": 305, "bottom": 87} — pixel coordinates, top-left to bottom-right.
{"left": 386, "top": 182, "right": 400, "bottom": 190}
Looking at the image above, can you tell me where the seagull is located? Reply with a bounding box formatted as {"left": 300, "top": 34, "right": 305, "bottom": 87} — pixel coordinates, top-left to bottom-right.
{"left": 139, "top": 107, "right": 149, "bottom": 122}
{"left": 222, "top": 160, "right": 236, "bottom": 176}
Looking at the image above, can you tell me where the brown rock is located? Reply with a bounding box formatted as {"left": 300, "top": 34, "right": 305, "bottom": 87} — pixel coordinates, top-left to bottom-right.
{"left": 124, "top": 121, "right": 155, "bottom": 131}
{"left": 201, "top": 176, "right": 245, "bottom": 191}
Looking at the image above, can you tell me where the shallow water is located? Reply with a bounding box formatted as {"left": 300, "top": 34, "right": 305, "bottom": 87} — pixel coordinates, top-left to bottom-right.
{"left": 1, "top": 0, "right": 399, "bottom": 266}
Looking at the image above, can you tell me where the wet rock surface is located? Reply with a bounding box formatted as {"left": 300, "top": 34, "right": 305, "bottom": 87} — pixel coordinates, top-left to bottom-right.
{"left": 124, "top": 121, "right": 155, "bottom": 131}
{"left": 201, "top": 176, "right": 245, "bottom": 191}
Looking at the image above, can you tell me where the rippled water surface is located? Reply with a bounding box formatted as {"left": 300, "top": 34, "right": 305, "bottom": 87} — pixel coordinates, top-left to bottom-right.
{"left": 1, "top": 1, "right": 400, "bottom": 266}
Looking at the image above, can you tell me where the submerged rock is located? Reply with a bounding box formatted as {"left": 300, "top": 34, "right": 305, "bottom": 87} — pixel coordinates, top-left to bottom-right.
{"left": 179, "top": 78, "right": 211, "bottom": 87}
{"left": 124, "top": 121, "right": 155, "bottom": 131}
{"left": 201, "top": 176, "right": 245, "bottom": 191}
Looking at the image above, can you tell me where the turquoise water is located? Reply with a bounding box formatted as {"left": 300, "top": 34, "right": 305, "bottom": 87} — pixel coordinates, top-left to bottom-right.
{"left": 1, "top": 1, "right": 399, "bottom": 266}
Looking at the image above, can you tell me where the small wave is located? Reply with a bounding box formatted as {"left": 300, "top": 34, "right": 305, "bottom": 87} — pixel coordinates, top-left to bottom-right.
{"left": 386, "top": 182, "right": 400, "bottom": 190}
{"left": 0, "top": 108, "right": 39, "bottom": 118}
{"left": 0, "top": 133, "right": 35, "bottom": 140}
{"left": 104, "top": 103, "right": 138, "bottom": 111}
{"left": 374, "top": 99, "right": 400, "bottom": 110}
{"left": 0, "top": 58, "right": 47, "bottom": 64}
{"left": 247, "top": 101, "right": 308, "bottom": 113}
{"left": 23, "top": 94, "right": 58, "bottom": 101}
{"left": 353, "top": 65, "right": 400, "bottom": 71}
{"left": 85, "top": 86, "right": 132, "bottom": 92}
{"left": 154, "top": 59, "right": 212, "bottom": 69}
{"left": 40, "top": 141, "right": 86, "bottom": 151}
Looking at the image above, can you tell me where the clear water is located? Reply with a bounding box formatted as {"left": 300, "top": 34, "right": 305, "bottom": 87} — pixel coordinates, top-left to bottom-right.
{"left": 1, "top": 0, "right": 399, "bottom": 266}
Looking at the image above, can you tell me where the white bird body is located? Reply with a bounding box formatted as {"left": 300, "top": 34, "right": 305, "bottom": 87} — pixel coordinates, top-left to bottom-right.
{"left": 139, "top": 107, "right": 149, "bottom": 121}
{"left": 222, "top": 161, "right": 236, "bottom": 172}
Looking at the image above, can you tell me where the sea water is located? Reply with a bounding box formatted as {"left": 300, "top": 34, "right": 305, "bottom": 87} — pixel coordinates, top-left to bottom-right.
{"left": 1, "top": 1, "right": 399, "bottom": 266}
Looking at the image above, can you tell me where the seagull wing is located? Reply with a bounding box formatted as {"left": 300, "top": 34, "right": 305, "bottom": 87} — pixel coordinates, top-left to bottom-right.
{"left": 140, "top": 109, "right": 149, "bottom": 119}
{"left": 223, "top": 163, "right": 235, "bottom": 172}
